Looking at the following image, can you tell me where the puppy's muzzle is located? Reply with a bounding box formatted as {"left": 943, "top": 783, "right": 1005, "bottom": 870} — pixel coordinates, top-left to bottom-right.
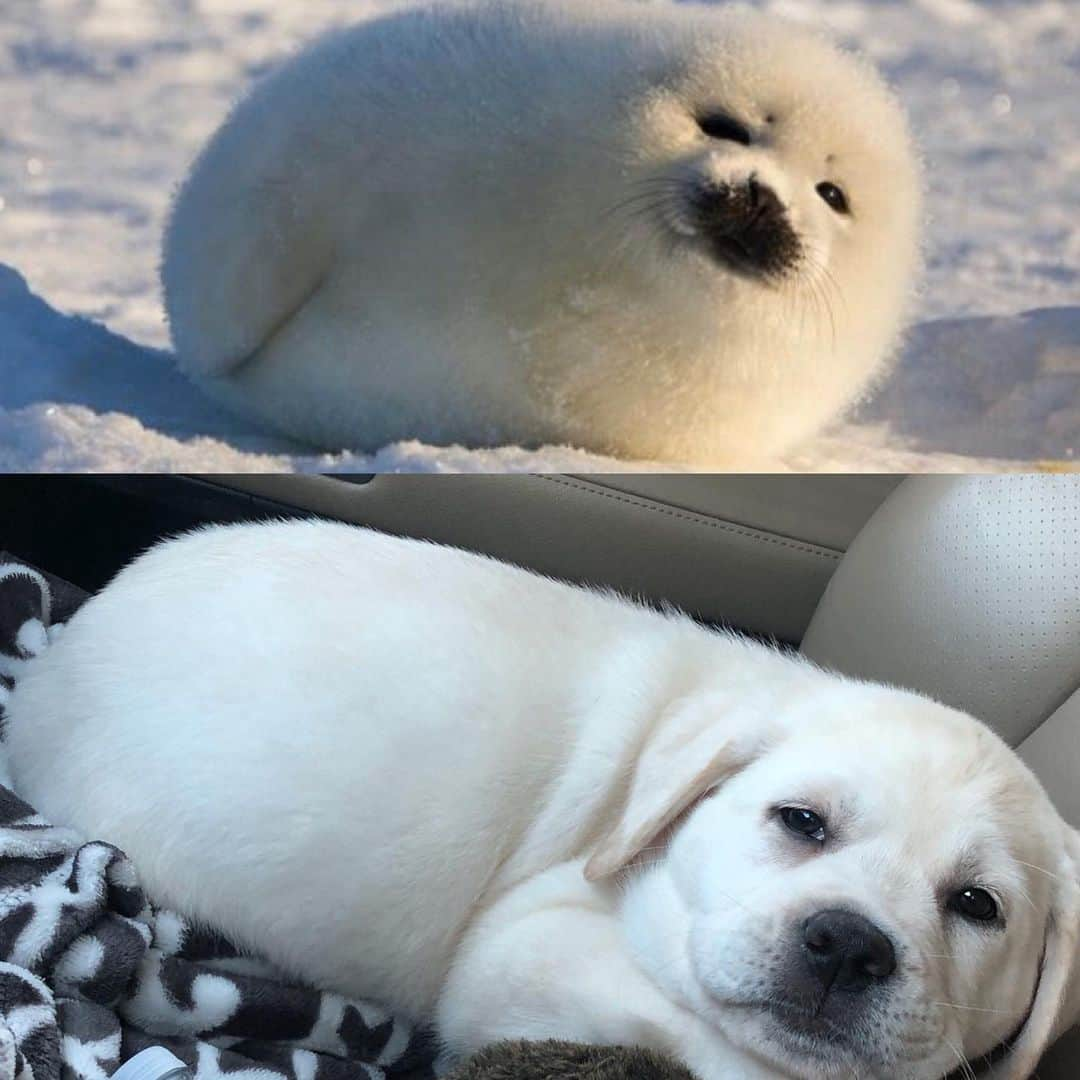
{"left": 690, "top": 178, "right": 801, "bottom": 280}
{"left": 768, "top": 909, "right": 897, "bottom": 1050}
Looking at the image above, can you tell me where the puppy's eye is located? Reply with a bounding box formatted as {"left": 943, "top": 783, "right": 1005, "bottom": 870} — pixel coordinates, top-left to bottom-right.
{"left": 816, "top": 181, "right": 850, "bottom": 215}
{"left": 778, "top": 806, "right": 826, "bottom": 843}
{"left": 949, "top": 888, "right": 999, "bottom": 923}
{"left": 697, "top": 112, "right": 752, "bottom": 146}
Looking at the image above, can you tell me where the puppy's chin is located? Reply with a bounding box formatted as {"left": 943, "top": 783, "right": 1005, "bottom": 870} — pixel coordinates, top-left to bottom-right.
{"left": 716, "top": 999, "right": 962, "bottom": 1080}
{"left": 761, "top": 1004, "right": 865, "bottom": 1066}
{"left": 705, "top": 1003, "right": 865, "bottom": 1080}
{"left": 678, "top": 969, "right": 869, "bottom": 1079}
{"left": 686, "top": 973, "right": 905, "bottom": 1080}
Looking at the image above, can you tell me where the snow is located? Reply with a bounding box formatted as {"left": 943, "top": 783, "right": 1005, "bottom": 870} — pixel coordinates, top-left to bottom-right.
{"left": 2, "top": 0, "right": 1078, "bottom": 473}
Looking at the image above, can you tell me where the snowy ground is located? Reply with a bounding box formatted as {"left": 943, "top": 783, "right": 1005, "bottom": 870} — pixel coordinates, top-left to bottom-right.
{"left": 1, "top": 0, "right": 1078, "bottom": 472}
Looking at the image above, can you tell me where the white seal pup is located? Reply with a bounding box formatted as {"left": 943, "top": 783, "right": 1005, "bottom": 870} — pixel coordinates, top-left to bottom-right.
{"left": 162, "top": 0, "right": 921, "bottom": 465}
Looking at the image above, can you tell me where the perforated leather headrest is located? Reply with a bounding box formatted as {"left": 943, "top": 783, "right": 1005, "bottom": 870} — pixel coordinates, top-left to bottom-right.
{"left": 801, "top": 475, "right": 1080, "bottom": 825}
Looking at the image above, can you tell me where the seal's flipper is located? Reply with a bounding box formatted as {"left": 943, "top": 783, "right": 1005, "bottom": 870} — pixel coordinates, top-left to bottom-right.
{"left": 161, "top": 105, "right": 339, "bottom": 379}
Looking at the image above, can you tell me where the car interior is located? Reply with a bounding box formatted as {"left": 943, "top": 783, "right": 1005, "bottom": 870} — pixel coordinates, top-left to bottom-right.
{"left": 3, "top": 472, "right": 1077, "bottom": 1075}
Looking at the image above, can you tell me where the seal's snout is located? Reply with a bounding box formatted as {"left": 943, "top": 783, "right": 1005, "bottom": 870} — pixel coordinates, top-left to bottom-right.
{"left": 692, "top": 177, "right": 800, "bottom": 281}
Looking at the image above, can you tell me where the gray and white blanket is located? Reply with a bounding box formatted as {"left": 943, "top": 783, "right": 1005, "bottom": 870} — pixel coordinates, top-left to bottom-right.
{"left": 0, "top": 556, "right": 436, "bottom": 1080}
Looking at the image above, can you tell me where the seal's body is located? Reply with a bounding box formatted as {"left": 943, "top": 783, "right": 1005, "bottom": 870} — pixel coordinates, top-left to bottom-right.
{"left": 163, "top": 0, "right": 921, "bottom": 464}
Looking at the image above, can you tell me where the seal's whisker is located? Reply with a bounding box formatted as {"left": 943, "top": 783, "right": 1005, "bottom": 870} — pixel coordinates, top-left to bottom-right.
{"left": 819, "top": 262, "right": 848, "bottom": 317}
{"left": 789, "top": 266, "right": 821, "bottom": 346}
{"left": 804, "top": 249, "right": 846, "bottom": 317}
{"left": 588, "top": 189, "right": 687, "bottom": 273}
{"left": 600, "top": 188, "right": 685, "bottom": 221}
{"left": 811, "top": 280, "right": 835, "bottom": 353}
{"left": 798, "top": 249, "right": 841, "bottom": 352}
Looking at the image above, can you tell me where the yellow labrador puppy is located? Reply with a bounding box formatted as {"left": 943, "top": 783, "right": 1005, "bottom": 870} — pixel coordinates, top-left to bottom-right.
{"left": 6, "top": 522, "right": 1078, "bottom": 1080}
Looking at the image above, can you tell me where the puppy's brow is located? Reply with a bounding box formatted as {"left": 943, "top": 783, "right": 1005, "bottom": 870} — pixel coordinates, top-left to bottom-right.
{"left": 943, "top": 841, "right": 1030, "bottom": 921}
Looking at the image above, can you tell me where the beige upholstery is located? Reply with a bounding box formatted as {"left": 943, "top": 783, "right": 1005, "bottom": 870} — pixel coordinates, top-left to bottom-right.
{"left": 801, "top": 475, "right": 1080, "bottom": 1076}
{"left": 801, "top": 475, "right": 1080, "bottom": 749}
{"left": 578, "top": 476, "right": 901, "bottom": 551}
{"left": 211, "top": 475, "right": 896, "bottom": 641}
{"left": 1022, "top": 690, "right": 1080, "bottom": 828}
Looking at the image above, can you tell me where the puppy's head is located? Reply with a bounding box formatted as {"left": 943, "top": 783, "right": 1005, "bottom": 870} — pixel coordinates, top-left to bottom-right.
{"left": 587, "top": 673, "right": 1079, "bottom": 1080}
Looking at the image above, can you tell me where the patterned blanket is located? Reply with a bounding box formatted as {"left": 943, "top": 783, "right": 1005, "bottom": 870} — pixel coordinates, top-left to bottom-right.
{"left": 0, "top": 556, "right": 436, "bottom": 1080}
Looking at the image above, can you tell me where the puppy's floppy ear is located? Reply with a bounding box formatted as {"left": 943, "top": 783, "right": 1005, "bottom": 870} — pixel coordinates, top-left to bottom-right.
{"left": 991, "top": 825, "right": 1080, "bottom": 1080}
{"left": 584, "top": 696, "right": 768, "bottom": 882}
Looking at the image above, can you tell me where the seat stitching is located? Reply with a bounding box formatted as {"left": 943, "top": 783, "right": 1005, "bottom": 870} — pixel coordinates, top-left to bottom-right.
{"left": 537, "top": 476, "right": 842, "bottom": 562}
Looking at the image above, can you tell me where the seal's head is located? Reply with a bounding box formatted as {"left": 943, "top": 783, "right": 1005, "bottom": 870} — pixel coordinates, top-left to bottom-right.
{"left": 621, "top": 11, "right": 921, "bottom": 298}
{"left": 519, "top": 5, "right": 924, "bottom": 463}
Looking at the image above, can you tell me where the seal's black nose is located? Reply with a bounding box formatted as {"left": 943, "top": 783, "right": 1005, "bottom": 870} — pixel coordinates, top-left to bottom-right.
{"left": 691, "top": 178, "right": 799, "bottom": 279}
{"left": 746, "top": 178, "right": 784, "bottom": 224}
{"left": 694, "top": 178, "right": 783, "bottom": 229}
{"left": 802, "top": 910, "right": 897, "bottom": 992}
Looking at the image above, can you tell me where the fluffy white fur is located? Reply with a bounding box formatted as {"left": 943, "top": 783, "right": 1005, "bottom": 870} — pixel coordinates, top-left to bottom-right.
{"left": 161, "top": 0, "right": 921, "bottom": 465}
{"left": 7, "top": 522, "right": 1074, "bottom": 1080}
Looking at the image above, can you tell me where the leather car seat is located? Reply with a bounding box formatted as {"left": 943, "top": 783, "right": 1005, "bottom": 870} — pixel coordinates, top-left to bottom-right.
{"left": 800, "top": 475, "right": 1080, "bottom": 1077}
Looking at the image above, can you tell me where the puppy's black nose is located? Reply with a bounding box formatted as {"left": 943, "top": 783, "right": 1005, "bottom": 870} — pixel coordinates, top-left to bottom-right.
{"left": 803, "top": 910, "right": 896, "bottom": 992}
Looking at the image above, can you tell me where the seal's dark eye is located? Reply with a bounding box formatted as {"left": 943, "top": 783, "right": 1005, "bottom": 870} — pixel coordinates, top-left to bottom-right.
{"left": 779, "top": 807, "right": 826, "bottom": 843}
{"left": 950, "top": 888, "right": 999, "bottom": 923}
{"left": 697, "top": 112, "right": 751, "bottom": 146}
{"left": 816, "top": 181, "right": 850, "bottom": 215}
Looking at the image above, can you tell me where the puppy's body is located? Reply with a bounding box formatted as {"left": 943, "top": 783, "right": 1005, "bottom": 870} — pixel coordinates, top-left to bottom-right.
{"left": 5, "top": 523, "right": 774, "bottom": 1014}
{"left": 5, "top": 523, "right": 1077, "bottom": 1080}
{"left": 162, "top": 1, "right": 920, "bottom": 464}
